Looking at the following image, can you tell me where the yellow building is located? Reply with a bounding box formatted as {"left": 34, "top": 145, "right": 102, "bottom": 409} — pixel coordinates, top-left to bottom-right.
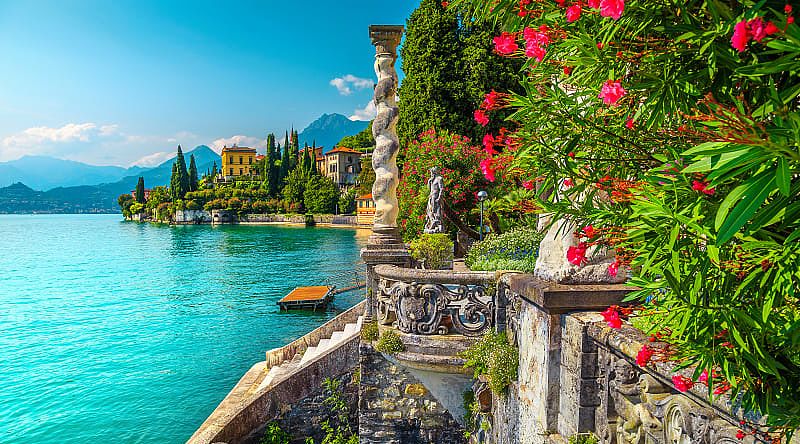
{"left": 221, "top": 145, "right": 257, "bottom": 178}
{"left": 356, "top": 193, "right": 375, "bottom": 225}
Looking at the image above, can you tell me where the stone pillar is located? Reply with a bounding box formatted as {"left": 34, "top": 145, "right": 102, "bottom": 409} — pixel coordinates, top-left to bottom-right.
{"left": 362, "top": 25, "right": 409, "bottom": 322}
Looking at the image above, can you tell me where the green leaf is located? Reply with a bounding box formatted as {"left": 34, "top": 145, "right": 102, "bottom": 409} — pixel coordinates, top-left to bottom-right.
{"left": 716, "top": 173, "right": 775, "bottom": 244}
{"left": 776, "top": 157, "right": 791, "bottom": 197}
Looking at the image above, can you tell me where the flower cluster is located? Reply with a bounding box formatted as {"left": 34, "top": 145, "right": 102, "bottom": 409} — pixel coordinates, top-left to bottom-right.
{"left": 731, "top": 16, "right": 781, "bottom": 52}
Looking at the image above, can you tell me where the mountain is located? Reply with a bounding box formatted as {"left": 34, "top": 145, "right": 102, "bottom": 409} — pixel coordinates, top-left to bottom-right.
{"left": 0, "top": 145, "right": 221, "bottom": 214}
{"left": 297, "top": 113, "right": 369, "bottom": 151}
{"left": 0, "top": 156, "right": 145, "bottom": 191}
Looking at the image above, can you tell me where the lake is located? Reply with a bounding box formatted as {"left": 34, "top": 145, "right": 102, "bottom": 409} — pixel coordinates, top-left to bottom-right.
{"left": 0, "top": 214, "right": 368, "bottom": 443}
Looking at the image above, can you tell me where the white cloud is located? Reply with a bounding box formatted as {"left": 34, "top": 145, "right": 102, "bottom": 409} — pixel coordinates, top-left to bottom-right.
{"left": 349, "top": 101, "right": 377, "bottom": 121}
{"left": 0, "top": 122, "right": 129, "bottom": 162}
{"left": 131, "top": 151, "right": 174, "bottom": 167}
{"left": 330, "top": 74, "right": 373, "bottom": 96}
{"left": 210, "top": 135, "right": 267, "bottom": 153}
{"left": 3, "top": 123, "right": 98, "bottom": 148}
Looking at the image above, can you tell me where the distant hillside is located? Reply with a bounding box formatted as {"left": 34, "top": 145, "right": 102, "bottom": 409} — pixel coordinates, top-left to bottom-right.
{"left": 0, "top": 156, "right": 145, "bottom": 190}
{"left": 0, "top": 145, "right": 220, "bottom": 214}
{"left": 297, "top": 113, "right": 369, "bottom": 151}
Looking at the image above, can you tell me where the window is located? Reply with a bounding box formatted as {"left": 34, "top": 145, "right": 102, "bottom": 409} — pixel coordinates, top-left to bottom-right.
{"left": 348, "top": 156, "right": 352, "bottom": 162}
{"left": 229, "top": 156, "right": 233, "bottom": 164}
{"left": 249, "top": 157, "right": 253, "bottom": 164}
{"left": 239, "top": 168, "right": 243, "bottom": 175}
{"left": 239, "top": 156, "right": 243, "bottom": 164}
{"left": 229, "top": 168, "right": 234, "bottom": 175}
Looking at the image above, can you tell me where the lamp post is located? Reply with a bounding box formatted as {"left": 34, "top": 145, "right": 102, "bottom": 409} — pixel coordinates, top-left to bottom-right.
{"left": 477, "top": 190, "right": 488, "bottom": 241}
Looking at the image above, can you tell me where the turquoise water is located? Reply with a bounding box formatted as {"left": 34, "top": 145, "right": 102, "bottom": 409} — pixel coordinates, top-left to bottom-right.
{"left": 0, "top": 215, "right": 368, "bottom": 444}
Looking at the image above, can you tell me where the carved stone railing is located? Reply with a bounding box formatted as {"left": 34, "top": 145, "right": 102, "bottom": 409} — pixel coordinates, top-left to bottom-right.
{"left": 373, "top": 264, "right": 497, "bottom": 336}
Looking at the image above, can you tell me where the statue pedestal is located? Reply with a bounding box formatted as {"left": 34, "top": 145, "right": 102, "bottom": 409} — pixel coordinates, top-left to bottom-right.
{"left": 361, "top": 229, "right": 410, "bottom": 323}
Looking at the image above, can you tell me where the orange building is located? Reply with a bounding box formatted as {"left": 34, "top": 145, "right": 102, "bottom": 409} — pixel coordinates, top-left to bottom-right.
{"left": 356, "top": 193, "right": 375, "bottom": 225}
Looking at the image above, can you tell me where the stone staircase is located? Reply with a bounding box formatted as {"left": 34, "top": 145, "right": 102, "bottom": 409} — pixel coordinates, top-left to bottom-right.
{"left": 188, "top": 301, "right": 365, "bottom": 444}
{"left": 253, "top": 315, "right": 363, "bottom": 392}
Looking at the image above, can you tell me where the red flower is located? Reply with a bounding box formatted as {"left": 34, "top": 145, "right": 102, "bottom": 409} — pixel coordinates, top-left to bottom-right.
{"left": 483, "top": 90, "right": 501, "bottom": 110}
{"left": 599, "top": 79, "right": 626, "bottom": 106}
{"left": 522, "top": 180, "right": 535, "bottom": 190}
{"left": 736, "top": 430, "right": 746, "bottom": 440}
{"left": 441, "top": 1, "right": 449, "bottom": 7}
{"left": 786, "top": 4, "right": 793, "bottom": 13}
{"left": 480, "top": 158, "right": 497, "bottom": 182}
{"left": 636, "top": 345, "right": 653, "bottom": 367}
{"left": 625, "top": 117, "right": 635, "bottom": 129}
{"left": 599, "top": 0, "right": 624, "bottom": 20}
{"left": 596, "top": 42, "right": 605, "bottom": 49}
{"left": 601, "top": 306, "right": 622, "bottom": 329}
{"left": 474, "top": 109, "right": 489, "bottom": 126}
{"left": 698, "top": 369, "right": 709, "bottom": 384}
{"left": 563, "top": 178, "right": 575, "bottom": 187}
{"left": 482, "top": 133, "right": 496, "bottom": 153}
{"left": 588, "top": 0, "right": 601, "bottom": 8}
{"left": 731, "top": 20, "right": 750, "bottom": 52}
{"left": 608, "top": 259, "right": 620, "bottom": 277}
{"left": 568, "top": 151, "right": 575, "bottom": 158}
{"left": 566, "top": 4, "right": 582, "bottom": 22}
{"left": 567, "top": 242, "right": 588, "bottom": 266}
{"left": 672, "top": 375, "right": 694, "bottom": 392}
{"left": 749, "top": 17, "right": 769, "bottom": 41}
{"left": 493, "top": 32, "right": 519, "bottom": 55}
{"left": 789, "top": 16, "right": 796, "bottom": 24}
{"left": 563, "top": 66, "right": 573, "bottom": 75}
{"left": 523, "top": 27, "right": 550, "bottom": 62}
{"left": 691, "top": 179, "right": 715, "bottom": 195}
{"left": 582, "top": 224, "right": 597, "bottom": 238}
{"left": 765, "top": 21, "right": 780, "bottom": 35}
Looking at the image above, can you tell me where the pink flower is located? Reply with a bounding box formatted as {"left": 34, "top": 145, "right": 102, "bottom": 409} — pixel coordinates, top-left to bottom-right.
{"left": 522, "top": 180, "right": 535, "bottom": 190}
{"left": 483, "top": 90, "right": 501, "bottom": 110}
{"left": 523, "top": 27, "right": 550, "bottom": 62}
{"left": 563, "top": 178, "right": 575, "bottom": 187}
{"left": 672, "top": 375, "right": 694, "bottom": 392}
{"left": 765, "top": 21, "right": 780, "bottom": 35}
{"left": 482, "top": 133, "right": 496, "bottom": 153}
{"left": 698, "top": 369, "right": 709, "bottom": 384}
{"left": 599, "top": 80, "right": 626, "bottom": 106}
{"left": 625, "top": 117, "right": 635, "bottom": 129}
{"left": 789, "top": 16, "right": 796, "bottom": 24}
{"left": 474, "top": 109, "right": 489, "bottom": 126}
{"left": 749, "top": 17, "right": 769, "bottom": 41}
{"left": 566, "top": 4, "right": 582, "bottom": 22}
{"left": 567, "top": 242, "right": 588, "bottom": 266}
{"left": 601, "top": 306, "right": 622, "bottom": 329}
{"left": 599, "top": 0, "right": 624, "bottom": 20}
{"left": 636, "top": 345, "right": 653, "bottom": 367}
{"left": 787, "top": 4, "right": 793, "bottom": 13}
{"left": 493, "top": 32, "right": 519, "bottom": 55}
{"left": 588, "top": 0, "right": 601, "bottom": 8}
{"left": 582, "top": 225, "right": 597, "bottom": 238}
{"left": 692, "top": 179, "right": 715, "bottom": 195}
{"left": 608, "top": 259, "right": 619, "bottom": 277}
{"left": 731, "top": 20, "right": 750, "bottom": 52}
{"left": 480, "top": 158, "right": 497, "bottom": 182}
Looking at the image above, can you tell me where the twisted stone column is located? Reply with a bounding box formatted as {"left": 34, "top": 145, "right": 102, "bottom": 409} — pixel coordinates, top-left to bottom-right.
{"left": 362, "top": 25, "right": 409, "bottom": 323}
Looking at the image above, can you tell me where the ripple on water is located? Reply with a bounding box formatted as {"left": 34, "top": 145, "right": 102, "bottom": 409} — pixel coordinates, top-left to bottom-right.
{"left": 0, "top": 215, "right": 367, "bottom": 444}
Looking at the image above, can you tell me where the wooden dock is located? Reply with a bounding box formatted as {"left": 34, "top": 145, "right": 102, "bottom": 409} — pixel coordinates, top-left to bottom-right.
{"left": 277, "top": 286, "right": 335, "bottom": 311}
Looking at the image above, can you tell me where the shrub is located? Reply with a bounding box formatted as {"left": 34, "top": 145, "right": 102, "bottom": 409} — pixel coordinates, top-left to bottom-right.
{"left": 361, "top": 321, "right": 379, "bottom": 341}
{"left": 465, "top": 227, "right": 542, "bottom": 272}
{"left": 186, "top": 199, "right": 201, "bottom": 211}
{"left": 375, "top": 330, "right": 404, "bottom": 355}
{"left": 461, "top": 330, "right": 518, "bottom": 394}
{"left": 259, "top": 422, "right": 290, "bottom": 444}
{"left": 129, "top": 202, "right": 144, "bottom": 215}
{"left": 409, "top": 233, "right": 454, "bottom": 269}
{"left": 569, "top": 434, "right": 599, "bottom": 444}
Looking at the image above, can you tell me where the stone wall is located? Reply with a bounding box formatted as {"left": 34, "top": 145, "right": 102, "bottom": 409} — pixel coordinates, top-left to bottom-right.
{"left": 359, "top": 342, "right": 466, "bottom": 444}
{"left": 174, "top": 209, "right": 212, "bottom": 224}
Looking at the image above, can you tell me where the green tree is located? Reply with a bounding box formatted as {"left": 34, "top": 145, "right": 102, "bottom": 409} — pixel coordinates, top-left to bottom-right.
{"left": 338, "top": 188, "right": 356, "bottom": 214}
{"left": 304, "top": 175, "right": 339, "bottom": 214}
{"left": 397, "top": 1, "right": 523, "bottom": 144}
{"left": 170, "top": 145, "right": 190, "bottom": 200}
{"left": 265, "top": 133, "right": 279, "bottom": 196}
{"left": 135, "top": 176, "right": 146, "bottom": 204}
{"left": 188, "top": 154, "right": 198, "bottom": 192}
{"left": 211, "top": 161, "right": 218, "bottom": 177}
{"left": 356, "top": 157, "right": 375, "bottom": 196}
{"left": 336, "top": 120, "right": 375, "bottom": 152}
{"left": 283, "top": 167, "right": 309, "bottom": 212}
{"left": 279, "top": 142, "right": 290, "bottom": 185}
{"left": 398, "top": 0, "right": 469, "bottom": 145}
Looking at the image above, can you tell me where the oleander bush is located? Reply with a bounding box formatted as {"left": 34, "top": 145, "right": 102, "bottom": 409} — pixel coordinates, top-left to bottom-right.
{"left": 409, "top": 233, "right": 454, "bottom": 269}
{"left": 452, "top": 0, "right": 800, "bottom": 434}
{"left": 465, "top": 226, "right": 542, "bottom": 272}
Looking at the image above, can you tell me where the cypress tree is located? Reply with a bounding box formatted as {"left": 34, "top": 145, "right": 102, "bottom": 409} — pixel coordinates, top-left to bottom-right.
{"left": 211, "top": 161, "right": 218, "bottom": 177}
{"left": 170, "top": 145, "right": 190, "bottom": 199}
{"left": 279, "top": 141, "right": 290, "bottom": 184}
{"left": 188, "top": 154, "right": 198, "bottom": 192}
{"left": 135, "top": 176, "right": 146, "bottom": 203}
{"left": 170, "top": 162, "right": 179, "bottom": 200}
{"left": 266, "top": 133, "right": 279, "bottom": 196}
{"left": 302, "top": 144, "right": 312, "bottom": 172}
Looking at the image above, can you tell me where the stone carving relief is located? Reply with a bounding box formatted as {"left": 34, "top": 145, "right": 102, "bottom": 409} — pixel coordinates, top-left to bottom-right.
{"left": 596, "top": 348, "right": 743, "bottom": 444}
{"left": 376, "top": 278, "right": 494, "bottom": 336}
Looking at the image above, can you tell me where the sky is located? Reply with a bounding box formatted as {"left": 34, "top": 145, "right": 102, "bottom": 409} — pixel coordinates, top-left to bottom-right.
{"left": 0, "top": 1, "right": 417, "bottom": 167}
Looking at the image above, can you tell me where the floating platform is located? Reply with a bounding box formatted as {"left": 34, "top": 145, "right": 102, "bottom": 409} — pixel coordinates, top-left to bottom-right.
{"left": 277, "top": 286, "right": 335, "bottom": 311}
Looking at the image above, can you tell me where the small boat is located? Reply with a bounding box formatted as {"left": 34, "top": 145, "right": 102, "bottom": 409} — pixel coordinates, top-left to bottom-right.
{"left": 277, "top": 285, "right": 335, "bottom": 311}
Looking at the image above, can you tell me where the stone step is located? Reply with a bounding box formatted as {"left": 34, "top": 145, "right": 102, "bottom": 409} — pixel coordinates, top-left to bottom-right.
{"left": 317, "top": 338, "right": 331, "bottom": 350}
{"left": 330, "top": 331, "right": 344, "bottom": 343}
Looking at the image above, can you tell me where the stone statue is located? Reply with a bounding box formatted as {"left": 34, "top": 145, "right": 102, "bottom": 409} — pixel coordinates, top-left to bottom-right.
{"left": 534, "top": 179, "right": 625, "bottom": 284}
{"left": 424, "top": 167, "right": 444, "bottom": 234}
